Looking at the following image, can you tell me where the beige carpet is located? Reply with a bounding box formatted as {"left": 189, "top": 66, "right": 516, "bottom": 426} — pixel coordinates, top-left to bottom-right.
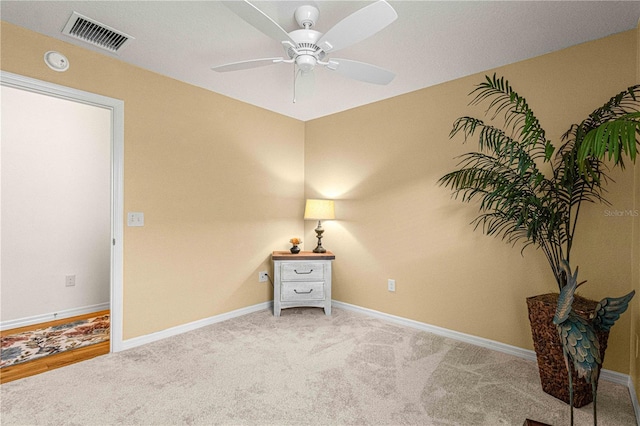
{"left": 0, "top": 307, "right": 636, "bottom": 425}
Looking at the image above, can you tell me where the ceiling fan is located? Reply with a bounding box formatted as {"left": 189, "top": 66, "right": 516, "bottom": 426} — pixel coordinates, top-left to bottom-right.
{"left": 212, "top": 0, "right": 398, "bottom": 101}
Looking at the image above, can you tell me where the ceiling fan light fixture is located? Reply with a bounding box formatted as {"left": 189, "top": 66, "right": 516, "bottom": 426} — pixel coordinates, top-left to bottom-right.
{"left": 296, "top": 55, "right": 316, "bottom": 72}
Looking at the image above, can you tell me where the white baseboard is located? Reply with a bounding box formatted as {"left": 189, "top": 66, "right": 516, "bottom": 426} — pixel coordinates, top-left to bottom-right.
{"left": 0, "top": 302, "right": 110, "bottom": 331}
{"left": 119, "top": 301, "right": 274, "bottom": 351}
{"left": 331, "top": 300, "right": 633, "bottom": 388}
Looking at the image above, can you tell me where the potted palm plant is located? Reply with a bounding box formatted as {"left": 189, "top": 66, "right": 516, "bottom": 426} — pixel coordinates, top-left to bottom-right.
{"left": 439, "top": 74, "right": 639, "bottom": 406}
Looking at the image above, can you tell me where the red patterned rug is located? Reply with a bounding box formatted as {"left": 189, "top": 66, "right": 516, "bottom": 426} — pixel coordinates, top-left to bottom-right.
{"left": 1, "top": 314, "right": 110, "bottom": 368}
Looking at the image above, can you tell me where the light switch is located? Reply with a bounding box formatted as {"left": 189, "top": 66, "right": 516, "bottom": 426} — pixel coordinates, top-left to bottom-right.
{"left": 127, "top": 212, "right": 144, "bottom": 227}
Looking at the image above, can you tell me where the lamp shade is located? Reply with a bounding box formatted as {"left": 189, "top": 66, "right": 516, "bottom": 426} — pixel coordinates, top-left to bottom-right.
{"left": 304, "top": 199, "right": 335, "bottom": 220}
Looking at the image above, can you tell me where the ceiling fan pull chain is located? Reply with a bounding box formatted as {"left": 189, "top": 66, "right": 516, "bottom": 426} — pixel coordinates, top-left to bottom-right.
{"left": 293, "top": 65, "right": 299, "bottom": 104}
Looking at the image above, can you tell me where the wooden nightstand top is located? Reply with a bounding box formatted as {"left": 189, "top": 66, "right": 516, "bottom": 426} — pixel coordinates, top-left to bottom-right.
{"left": 272, "top": 250, "right": 335, "bottom": 261}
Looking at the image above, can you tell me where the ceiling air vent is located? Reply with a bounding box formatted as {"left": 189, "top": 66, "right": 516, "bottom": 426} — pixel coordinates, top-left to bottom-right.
{"left": 62, "top": 12, "right": 134, "bottom": 54}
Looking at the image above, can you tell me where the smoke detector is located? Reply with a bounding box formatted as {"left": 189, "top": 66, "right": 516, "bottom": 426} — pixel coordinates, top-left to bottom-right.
{"left": 44, "top": 51, "right": 69, "bottom": 72}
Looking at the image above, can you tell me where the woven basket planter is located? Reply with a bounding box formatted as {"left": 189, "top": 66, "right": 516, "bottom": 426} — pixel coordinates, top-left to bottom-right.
{"left": 526, "top": 293, "right": 609, "bottom": 408}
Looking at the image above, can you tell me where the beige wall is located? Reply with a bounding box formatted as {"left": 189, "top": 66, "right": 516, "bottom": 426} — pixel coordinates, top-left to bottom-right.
{"left": 305, "top": 30, "right": 638, "bottom": 374}
{"left": 0, "top": 22, "right": 305, "bottom": 339}
{"left": 631, "top": 19, "right": 640, "bottom": 402}
{"left": 1, "top": 20, "right": 638, "bottom": 378}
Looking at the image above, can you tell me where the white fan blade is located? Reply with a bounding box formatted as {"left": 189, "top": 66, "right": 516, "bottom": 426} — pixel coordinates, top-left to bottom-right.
{"left": 294, "top": 68, "right": 315, "bottom": 103}
{"left": 223, "top": 1, "right": 295, "bottom": 45}
{"left": 325, "top": 59, "right": 395, "bottom": 85}
{"left": 317, "top": 1, "right": 397, "bottom": 54}
{"left": 212, "top": 58, "right": 284, "bottom": 72}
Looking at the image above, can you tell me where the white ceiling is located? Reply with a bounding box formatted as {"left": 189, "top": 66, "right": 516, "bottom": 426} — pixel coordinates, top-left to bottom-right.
{"left": 2, "top": 1, "right": 639, "bottom": 121}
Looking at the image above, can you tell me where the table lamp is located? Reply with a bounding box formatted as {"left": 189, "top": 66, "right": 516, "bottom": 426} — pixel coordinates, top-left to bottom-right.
{"left": 304, "top": 199, "right": 335, "bottom": 253}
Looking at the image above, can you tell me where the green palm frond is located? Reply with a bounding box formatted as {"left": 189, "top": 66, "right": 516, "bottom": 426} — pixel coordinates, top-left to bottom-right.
{"left": 469, "top": 75, "right": 550, "bottom": 154}
{"left": 450, "top": 118, "right": 546, "bottom": 183}
{"left": 579, "top": 112, "right": 640, "bottom": 169}
{"left": 439, "top": 76, "right": 639, "bottom": 291}
{"left": 569, "top": 85, "right": 640, "bottom": 174}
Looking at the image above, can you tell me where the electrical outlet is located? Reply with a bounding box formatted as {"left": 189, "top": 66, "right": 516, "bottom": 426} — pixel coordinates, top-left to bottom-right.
{"left": 259, "top": 271, "right": 268, "bottom": 283}
{"left": 388, "top": 279, "right": 396, "bottom": 292}
{"left": 65, "top": 274, "right": 76, "bottom": 287}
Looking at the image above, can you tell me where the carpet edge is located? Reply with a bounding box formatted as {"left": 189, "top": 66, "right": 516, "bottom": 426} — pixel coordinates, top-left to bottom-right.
{"left": 119, "top": 301, "right": 274, "bottom": 351}
{"left": 331, "top": 300, "right": 633, "bottom": 388}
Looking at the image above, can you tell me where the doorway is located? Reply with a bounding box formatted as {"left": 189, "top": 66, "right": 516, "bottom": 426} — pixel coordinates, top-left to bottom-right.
{"left": 0, "top": 71, "right": 123, "bottom": 352}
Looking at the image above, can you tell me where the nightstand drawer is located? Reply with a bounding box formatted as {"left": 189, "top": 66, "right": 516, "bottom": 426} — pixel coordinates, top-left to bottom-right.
{"left": 281, "top": 281, "right": 325, "bottom": 301}
{"left": 281, "top": 263, "right": 324, "bottom": 281}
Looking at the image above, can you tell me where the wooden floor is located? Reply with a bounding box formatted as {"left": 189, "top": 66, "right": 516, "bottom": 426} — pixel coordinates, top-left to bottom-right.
{"left": 0, "top": 310, "right": 110, "bottom": 384}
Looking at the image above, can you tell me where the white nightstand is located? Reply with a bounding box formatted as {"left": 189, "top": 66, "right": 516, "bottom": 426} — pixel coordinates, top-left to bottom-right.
{"left": 271, "top": 251, "right": 335, "bottom": 317}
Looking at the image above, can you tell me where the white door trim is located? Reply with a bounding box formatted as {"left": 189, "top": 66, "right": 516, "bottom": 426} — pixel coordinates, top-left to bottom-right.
{"left": 1, "top": 71, "right": 125, "bottom": 352}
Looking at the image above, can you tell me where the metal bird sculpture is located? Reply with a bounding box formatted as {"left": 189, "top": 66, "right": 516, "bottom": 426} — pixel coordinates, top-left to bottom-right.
{"left": 553, "top": 260, "right": 635, "bottom": 425}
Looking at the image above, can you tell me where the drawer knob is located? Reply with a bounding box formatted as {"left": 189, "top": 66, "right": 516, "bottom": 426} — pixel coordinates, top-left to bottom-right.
{"left": 294, "top": 289, "right": 314, "bottom": 294}
{"left": 294, "top": 269, "right": 313, "bottom": 274}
